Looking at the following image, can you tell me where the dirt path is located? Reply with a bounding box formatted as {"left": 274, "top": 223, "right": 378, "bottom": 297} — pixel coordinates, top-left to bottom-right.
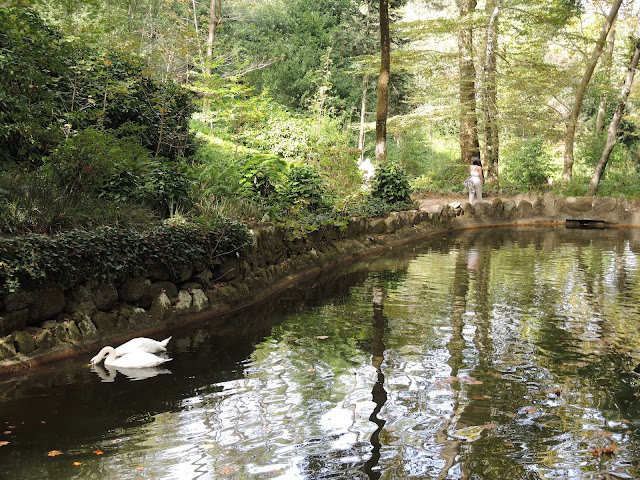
{"left": 415, "top": 193, "right": 539, "bottom": 213}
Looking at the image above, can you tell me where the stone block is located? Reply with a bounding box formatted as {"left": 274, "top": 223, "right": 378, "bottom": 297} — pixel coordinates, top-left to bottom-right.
{"left": 13, "top": 330, "right": 35, "bottom": 354}
{"left": 2, "top": 289, "right": 35, "bottom": 312}
{"left": 33, "top": 328, "right": 56, "bottom": 349}
{"left": 92, "top": 311, "right": 117, "bottom": 331}
{"left": 92, "top": 282, "right": 118, "bottom": 311}
{"left": 149, "top": 292, "right": 172, "bottom": 320}
{"left": 0, "top": 335, "right": 16, "bottom": 360}
{"left": 171, "top": 265, "right": 193, "bottom": 283}
{"left": 118, "top": 276, "right": 151, "bottom": 303}
{"left": 54, "top": 319, "right": 83, "bottom": 343}
{"left": 28, "top": 282, "right": 65, "bottom": 324}
{"left": 174, "top": 290, "right": 193, "bottom": 314}
{"left": 74, "top": 312, "right": 98, "bottom": 338}
{"left": 517, "top": 200, "right": 534, "bottom": 218}
{"left": 65, "top": 284, "right": 97, "bottom": 316}
{"left": 191, "top": 289, "right": 209, "bottom": 313}
{"left": 0, "top": 308, "right": 29, "bottom": 335}
{"left": 193, "top": 268, "right": 214, "bottom": 286}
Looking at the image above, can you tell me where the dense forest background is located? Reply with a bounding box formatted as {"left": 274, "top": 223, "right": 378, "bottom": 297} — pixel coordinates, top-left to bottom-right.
{"left": 1, "top": 0, "right": 639, "bottom": 237}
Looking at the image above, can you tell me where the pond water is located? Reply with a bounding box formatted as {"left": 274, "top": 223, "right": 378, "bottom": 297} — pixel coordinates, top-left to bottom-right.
{"left": 1, "top": 227, "right": 640, "bottom": 480}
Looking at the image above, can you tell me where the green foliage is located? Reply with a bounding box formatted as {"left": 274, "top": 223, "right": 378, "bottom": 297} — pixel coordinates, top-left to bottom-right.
{"left": 501, "top": 138, "right": 553, "bottom": 189}
{"left": 0, "top": 218, "right": 251, "bottom": 294}
{"left": 0, "top": 4, "right": 194, "bottom": 165}
{"left": 145, "top": 161, "right": 195, "bottom": 217}
{"left": 43, "top": 128, "right": 151, "bottom": 197}
{"left": 238, "top": 154, "right": 287, "bottom": 201}
{"left": 354, "top": 197, "right": 416, "bottom": 218}
{"left": 0, "top": 169, "right": 155, "bottom": 235}
{"left": 577, "top": 133, "right": 607, "bottom": 168}
{"left": 219, "top": 0, "right": 378, "bottom": 117}
{"left": 370, "top": 162, "right": 412, "bottom": 204}
{"left": 281, "top": 164, "right": 328, "bottom": 211}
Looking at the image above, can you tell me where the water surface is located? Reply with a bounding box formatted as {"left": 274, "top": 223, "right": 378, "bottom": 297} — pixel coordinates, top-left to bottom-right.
{"left": 1, "top": 227, "right": 640, "bottom": 479}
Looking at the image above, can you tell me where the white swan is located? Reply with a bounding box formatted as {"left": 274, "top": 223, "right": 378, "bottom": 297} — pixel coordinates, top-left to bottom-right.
{"left": 90, "top": 346, "right": 172, "bottom": 369}
{"left": 114, "top": 336, "right": 172, "bottom": 356}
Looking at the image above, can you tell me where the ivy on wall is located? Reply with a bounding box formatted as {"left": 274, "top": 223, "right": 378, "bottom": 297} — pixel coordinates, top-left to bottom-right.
{"left": 0, "top": 218, "right": 251, "bottom": 294}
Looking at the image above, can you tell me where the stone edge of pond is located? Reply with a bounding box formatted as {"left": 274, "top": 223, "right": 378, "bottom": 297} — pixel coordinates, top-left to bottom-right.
{"left": 1, "top": 192, "right": 639, "bottom": 376}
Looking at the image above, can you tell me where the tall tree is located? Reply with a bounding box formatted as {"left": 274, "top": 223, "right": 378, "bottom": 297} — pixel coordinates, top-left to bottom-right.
{"left": 459, "top": 0, "right": 480, "bottom": 166}
{"left": 561, "top": 0, "right": 623, "bottom": 182}
{"left": 595, "top": 28, "right": 616, "bottom": 132}
{"left": 587, "top": 37, "right": 640, "bottom": 196}
{"left": 206, "top": 0, "right": 222, "bottom": 75}
{"left": 375, "top": 0, "right": 390, "bottom": 164}
{"left": 482, "top": 0, "right": 501, "bottom": 185}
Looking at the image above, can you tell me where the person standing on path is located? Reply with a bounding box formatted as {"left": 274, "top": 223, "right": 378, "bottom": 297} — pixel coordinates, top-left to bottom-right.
{"left": 468, "top": 157, "right": 483, "bottom": 205}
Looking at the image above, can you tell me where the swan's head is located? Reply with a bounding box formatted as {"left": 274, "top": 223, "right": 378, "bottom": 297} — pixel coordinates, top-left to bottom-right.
{"left": 90, "top": 346, "right": 115, "bottom": 365}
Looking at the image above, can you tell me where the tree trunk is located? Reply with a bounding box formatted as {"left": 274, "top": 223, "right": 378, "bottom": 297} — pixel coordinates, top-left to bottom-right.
{"left": 359, "top": 75, "right": 369, "bottom": 163}
{"left": 206, "top": 0, "right": 221, "bottom": 75}
{"left": 561, "top": 0, "right": 622, "bottom": 182}
{"left": 375, "top": 0, "right": 390, "bottom": 164}
{"left": 595, "top": 28, "right": 616, "bottom": 133}
{"left": 482, "top": 0, "right": 500, "bottom": 186}
{"left": 587, "top": 37, "right": 640, "bottom": 196}
{"left": 459, "top": 0, "right": 480, "bottom": 166}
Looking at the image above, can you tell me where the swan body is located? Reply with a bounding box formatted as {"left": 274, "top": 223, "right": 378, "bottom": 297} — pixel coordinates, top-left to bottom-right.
{"left": 114, "top": 336, "right": 172, "bottom": 357}
{"left": 91, "top": 346, "right": 171, "bottom": 369}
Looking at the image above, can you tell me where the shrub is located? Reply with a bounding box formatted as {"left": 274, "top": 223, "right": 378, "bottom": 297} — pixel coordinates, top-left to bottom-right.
{"left": 501, "top": 138, "right": 553, "bottom": 189}
{"left": 281, "top": 164, "right": 328, "bottom": 211}
{"left": 370, "top": 161, "right": 412, "bottom": 203}
{"left": 42, "top": 127, "right": 151, "bottom": 197}
{"left": 0, "top": 169, "right": 155, "bottom": 235}
{"left": 238, "top": 154, "right": 287, "bottom": 201}
{"left": 144, "top": 160, "right": 195, "bottom": 217}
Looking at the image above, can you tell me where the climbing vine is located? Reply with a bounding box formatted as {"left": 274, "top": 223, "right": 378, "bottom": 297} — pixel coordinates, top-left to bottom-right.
{"left": 0, "top": 218, "right": 251, "bottom": 294}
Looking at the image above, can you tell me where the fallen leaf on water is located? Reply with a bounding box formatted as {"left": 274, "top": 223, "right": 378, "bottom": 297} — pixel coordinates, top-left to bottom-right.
{"left": 461, "top": 376, "right": 483, "bottom": 385}
{"left": 0, "top": 441, "right": 9, "bottom": 447}
{"left": 526, "top": 408, "right": 537, "bottom": 414}
{"left": 267, "top": 468, "right": 286, "bottom": 475}
{"left": 93, "top": 449, "right": 104, "bottom": 455}
{"left": 47, "top": 450, "right": 63, "bottom": 457}
{"left": 316, "top": 336, "right": 329, "bottom": 340}
{"left": 588, "top": 444, "right": 618, "bottom": 457}
{"left": 221, "top": 465, "right": 240, "bottom": 474}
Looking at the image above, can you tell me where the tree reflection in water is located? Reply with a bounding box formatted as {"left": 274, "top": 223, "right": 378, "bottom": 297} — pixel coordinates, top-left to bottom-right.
{"left": 363, "top": 287, "right": 388, "bottom": 479}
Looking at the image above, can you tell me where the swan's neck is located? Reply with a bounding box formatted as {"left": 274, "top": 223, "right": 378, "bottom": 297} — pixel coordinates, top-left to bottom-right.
{"left": 102, "top": 346, "right": 117, "bottom": 364}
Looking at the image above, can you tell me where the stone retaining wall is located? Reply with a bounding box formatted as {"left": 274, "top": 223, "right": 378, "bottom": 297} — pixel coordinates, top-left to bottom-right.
{"left": 1, "top": 193, "right": 639, "bottom": 375}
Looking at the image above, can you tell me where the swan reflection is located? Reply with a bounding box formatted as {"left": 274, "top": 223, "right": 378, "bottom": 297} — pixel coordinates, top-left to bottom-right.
{"left": 92, "top": 363, "right": 172, "bottom": 382}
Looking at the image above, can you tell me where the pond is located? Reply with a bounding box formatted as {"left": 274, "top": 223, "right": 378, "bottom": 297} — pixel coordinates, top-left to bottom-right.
{"left": 1, "top": 227, "right": 640, "bottom": 480}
